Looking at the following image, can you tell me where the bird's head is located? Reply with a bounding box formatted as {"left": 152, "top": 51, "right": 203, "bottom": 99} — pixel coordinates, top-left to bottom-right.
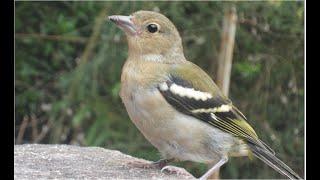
{"left": 109, "top": 10, "right": 185, "bottom": 63}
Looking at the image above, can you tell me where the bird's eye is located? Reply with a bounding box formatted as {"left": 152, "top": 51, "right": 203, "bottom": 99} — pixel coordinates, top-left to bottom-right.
{"left": 147, "top": 24, "right": 159, "bottom": 33}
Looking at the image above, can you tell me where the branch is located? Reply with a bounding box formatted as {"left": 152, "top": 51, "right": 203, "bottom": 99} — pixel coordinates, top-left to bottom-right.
{"left": 77, "top": 7, "right": 107, "bottom": 65}
{"left": 15, "top": 33, "right": 88, "bottom": 43}
{"left": 16, "top": 116, "right": 29, "bottom": 144}
{"left": 67, "top": 6, "right": 108, "bottom": 100}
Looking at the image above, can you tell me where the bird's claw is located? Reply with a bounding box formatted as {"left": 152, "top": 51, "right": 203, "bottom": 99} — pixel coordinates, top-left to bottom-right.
{"left": 161, "top": 165, "right": 193, "bottom": 177}
{"left": 127, "top": 159, "right": 171, "bottom": 169}
{"left": 127, "top": 160, "right": 158, "bottom": 169}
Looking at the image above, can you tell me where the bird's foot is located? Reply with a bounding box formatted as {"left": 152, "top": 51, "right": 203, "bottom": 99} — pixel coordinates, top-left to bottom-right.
{"left": 161, "top": 165, "right": 193, "bottom": 177}
{"left": 153, "top": 158, "right": 174, "bottom": 169}
{"left": 127, "top": 158, "right": 172, "bottom": 169}
{"left": 127, "top": 159, "right": 157, "bottom": 169}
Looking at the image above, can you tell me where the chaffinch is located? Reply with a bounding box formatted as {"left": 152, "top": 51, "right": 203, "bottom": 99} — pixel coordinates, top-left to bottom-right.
{"left": 108, "top": 11, "right": 301, "bottom": 179}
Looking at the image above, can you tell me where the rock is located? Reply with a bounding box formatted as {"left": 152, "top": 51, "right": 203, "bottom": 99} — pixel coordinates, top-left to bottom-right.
{"left": 14, "top": 144, "right": 195, "bottom": 179}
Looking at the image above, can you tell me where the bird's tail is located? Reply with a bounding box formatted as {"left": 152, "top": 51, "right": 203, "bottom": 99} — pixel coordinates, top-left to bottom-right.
{"left": 247, "top": 142, "right": 302, "bottom": 179}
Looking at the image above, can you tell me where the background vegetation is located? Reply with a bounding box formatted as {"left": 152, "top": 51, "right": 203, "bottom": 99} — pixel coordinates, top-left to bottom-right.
{"left": 15, "top": 1, "right": 304, "bottom": 179}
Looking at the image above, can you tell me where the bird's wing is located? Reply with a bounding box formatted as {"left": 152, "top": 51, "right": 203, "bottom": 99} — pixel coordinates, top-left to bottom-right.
{"left": 158, "top": 61, "right": 274, "bottom": 154}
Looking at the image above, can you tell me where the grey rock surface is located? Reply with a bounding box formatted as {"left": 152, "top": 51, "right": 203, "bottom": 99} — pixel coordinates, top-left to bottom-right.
{"left": 14, "top": 144, "right": 195, "bottom": 179}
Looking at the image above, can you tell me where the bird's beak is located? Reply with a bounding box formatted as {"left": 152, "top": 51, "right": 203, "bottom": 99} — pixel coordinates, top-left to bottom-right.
{"left": 108, "top": 15, "right": 138, "bottom": 36}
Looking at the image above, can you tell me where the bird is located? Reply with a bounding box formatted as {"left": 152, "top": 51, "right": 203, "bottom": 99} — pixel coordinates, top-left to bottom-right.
{"left": 108, "top": 10, "right": 302, "bottom": 179}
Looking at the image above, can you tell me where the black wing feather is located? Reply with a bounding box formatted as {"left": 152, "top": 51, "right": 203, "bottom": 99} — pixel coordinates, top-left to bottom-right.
{"left": 158, "top": 75, "right": 274, "bottom": 154}
{"left": 160, "top": 76, "right": 240, "bottom": 123}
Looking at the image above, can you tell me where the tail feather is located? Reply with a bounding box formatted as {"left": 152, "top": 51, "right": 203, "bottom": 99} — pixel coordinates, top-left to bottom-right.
{"left": 257, "top": 139, "right": 275, "bottom": 155}
{"left": 248, "top": 142, "right": 302, "bottom": 179}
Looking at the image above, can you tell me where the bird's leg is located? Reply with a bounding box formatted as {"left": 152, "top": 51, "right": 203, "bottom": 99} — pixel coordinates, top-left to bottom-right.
{"left": 161, "top": 165, "right": 194, "bottom": 177}
{"left": 152, "top": 158, "right": 174, "bottom": 169}
{"left": 128, "top": 158, "right": 174, "bottom": 169}
{"left": 199, "top": 157, "right": 228, "bottom": 180}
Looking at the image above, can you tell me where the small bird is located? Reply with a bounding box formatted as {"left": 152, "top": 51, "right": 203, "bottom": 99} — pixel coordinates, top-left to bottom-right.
{"left": 108, "top": 11, "right": 302, "bottom": 179}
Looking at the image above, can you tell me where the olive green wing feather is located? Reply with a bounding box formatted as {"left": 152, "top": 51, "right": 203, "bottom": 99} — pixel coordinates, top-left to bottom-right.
{"left": 158, "top": 61, "right": 274, "bottom": 154}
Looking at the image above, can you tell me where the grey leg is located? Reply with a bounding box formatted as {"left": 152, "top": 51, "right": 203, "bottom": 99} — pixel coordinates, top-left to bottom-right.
{"left": 199, "top": 157, "right": 228, "bottom": 180}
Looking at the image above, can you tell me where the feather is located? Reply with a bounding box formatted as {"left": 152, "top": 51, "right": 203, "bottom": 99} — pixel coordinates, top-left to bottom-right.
{"left": 247, "top": 142, "right": 302, "bottom": 179}
{"left": 158, "top": 61, "right": 261, "bottom": 144}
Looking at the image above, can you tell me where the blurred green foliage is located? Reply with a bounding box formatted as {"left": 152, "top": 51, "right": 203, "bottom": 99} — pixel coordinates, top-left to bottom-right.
{"left": 15, "top": 1, "right": 304, "bottom": 179}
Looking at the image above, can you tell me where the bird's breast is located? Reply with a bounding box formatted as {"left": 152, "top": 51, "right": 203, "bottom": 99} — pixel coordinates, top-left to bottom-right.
{"left": 120, "top": 84, "right": 240, "bottom": 163}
